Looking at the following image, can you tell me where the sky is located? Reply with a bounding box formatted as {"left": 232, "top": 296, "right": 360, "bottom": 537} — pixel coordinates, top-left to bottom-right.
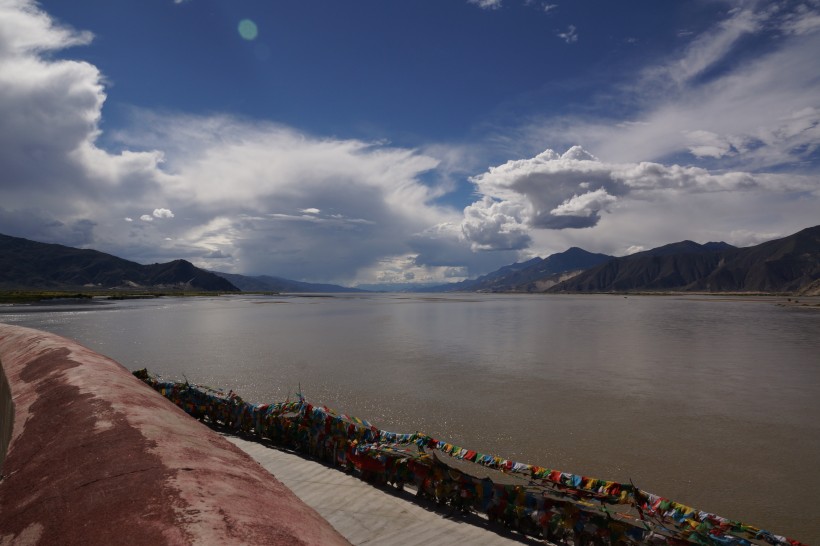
{"left": 0, "top": 0, "right": 818, "bottom": 286}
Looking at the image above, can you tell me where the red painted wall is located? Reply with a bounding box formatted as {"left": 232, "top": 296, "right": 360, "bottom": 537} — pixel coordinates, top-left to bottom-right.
{"left": 0, "top": 324, "right": 348, "bottom": 545}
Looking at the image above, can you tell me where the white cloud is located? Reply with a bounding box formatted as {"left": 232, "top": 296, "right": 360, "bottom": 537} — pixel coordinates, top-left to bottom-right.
{"left": 461, "top": 146, "right": 818, "bottom": 250}
{"left": 0, "top": 0, "right": 93, "bottom": 54}
{"left": 0, "top": 0, "right": 173, "bottom": 247}
{"left": 557, "top": 25, "right": 577, "bottom": 44}
{"left": 126, "top": 115, "right": 458, "bottom": 279}
{"left": 468, "top": 0, "right": 502, "bottom": 9}
{"left": 523, "top": 2, "right": 820, "bottom": 172}
{"left": 113, "top": 117, "right": 465, "bottom": 280}
{"left": 550, "top": 188, "right": 618, "bottom": 217}
{"left": 1, "top": 0, "right": 817, "bottom": 286}
{"left": 0, "top": 0, "right": 473, "bottom": 283}
{"left": 152, "top": 208, "right": 174, "bottom": 219}
{"left": 653, "top": 7, "right": 763, "bottom": 87}
{"left": 778, "top": 1, "right": 820, "bottom": 36}
{"left": 684, "top": 130, "right": 735, "bottom": 159}
{"left": 461, "top": 196, "right": 531, "bottom": 251}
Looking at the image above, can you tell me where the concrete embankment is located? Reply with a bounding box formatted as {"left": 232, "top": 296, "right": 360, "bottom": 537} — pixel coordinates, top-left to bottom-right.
{"left": 0, "top": 323, "right": 349, "bottom": 545}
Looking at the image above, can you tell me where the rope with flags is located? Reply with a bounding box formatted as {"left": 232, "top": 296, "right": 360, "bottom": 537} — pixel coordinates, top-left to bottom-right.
{"left": 133, "top": 369, "right": 806, "bottom": 546}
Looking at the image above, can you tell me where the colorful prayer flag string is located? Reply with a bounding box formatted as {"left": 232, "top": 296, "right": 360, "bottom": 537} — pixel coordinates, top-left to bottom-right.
{"left": 133, "top": 369, "right": 807, "bottom": 546}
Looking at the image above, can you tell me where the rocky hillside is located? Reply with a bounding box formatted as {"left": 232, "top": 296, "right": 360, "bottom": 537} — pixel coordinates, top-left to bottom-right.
{"left": 0, "top": 233, "right": 238, "bottom": 292}
{"left": 420, "top": 247, "right": 613, "bottom": 292}
{"left": 549, "top": 225, "right": 820, "bottom": 294}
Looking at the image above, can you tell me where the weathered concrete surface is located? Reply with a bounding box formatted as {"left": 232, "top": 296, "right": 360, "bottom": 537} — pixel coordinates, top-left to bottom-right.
{"left": 227, "top": 437, "right": 543, "bottom": 546}
{"left": 0, "top": 324, "right": 349, "bottom": 546}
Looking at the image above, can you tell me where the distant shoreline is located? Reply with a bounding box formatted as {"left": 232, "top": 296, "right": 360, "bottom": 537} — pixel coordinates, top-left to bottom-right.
{"left": 2, "top": 289, "right": 818, "bottom": 308}
{"left": 0, "top": 290, "right": 262, "bottom": 304}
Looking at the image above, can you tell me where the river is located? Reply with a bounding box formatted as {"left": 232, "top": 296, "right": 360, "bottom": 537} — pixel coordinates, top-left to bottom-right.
{"left": 2, "top": 293, "right": 818, "bottom": 542}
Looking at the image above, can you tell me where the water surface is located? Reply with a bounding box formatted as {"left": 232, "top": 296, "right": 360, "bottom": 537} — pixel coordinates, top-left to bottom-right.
{"left": 2, "top": 293, "right": 818, "bottom": 542}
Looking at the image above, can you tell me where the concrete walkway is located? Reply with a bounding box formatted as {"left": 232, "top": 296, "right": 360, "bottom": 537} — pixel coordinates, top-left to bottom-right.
{"left": 226, "top": 435, "right": 546, "bottom": 546}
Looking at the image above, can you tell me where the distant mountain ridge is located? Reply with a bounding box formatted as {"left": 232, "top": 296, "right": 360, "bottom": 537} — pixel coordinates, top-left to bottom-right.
{"left": 549, "top": 225, "right": 820, "bottom": 294}
{"left": 416, "top": 247, "right": 613, "bottom": 292}
{"left": 0, "top": 233, "right": 238, "bottom": 292}
{"left": 3, "top": 225, "right": 818, "bottom": 296}
{"left": 215, "top": 272, "right": 365, "bottom": 293}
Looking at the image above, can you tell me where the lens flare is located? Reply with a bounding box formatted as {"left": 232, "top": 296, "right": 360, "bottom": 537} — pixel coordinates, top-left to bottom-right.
{"left": 238, "top": 19, "right": 258, "bottom": 41}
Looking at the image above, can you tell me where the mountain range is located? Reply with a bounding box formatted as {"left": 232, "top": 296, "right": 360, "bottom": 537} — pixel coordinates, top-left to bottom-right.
{"left": 2, "top": 225, "right": 818, "bottom": 295}
{"left": 547, "top": 225, "right": 820, "bottom": 295}
{"left": 416, "top": 247, "right": 614, "bottom": 292}
{"left": 215, "top": 272, "right": 365, "bottom": 293}
{"left": 0, "top": 233, "right": 237, "bottom": 292}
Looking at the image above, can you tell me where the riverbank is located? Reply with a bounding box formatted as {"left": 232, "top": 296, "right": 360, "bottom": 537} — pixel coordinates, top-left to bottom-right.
{"left": 0, "top": 290, "right": 249, "bottom": 304}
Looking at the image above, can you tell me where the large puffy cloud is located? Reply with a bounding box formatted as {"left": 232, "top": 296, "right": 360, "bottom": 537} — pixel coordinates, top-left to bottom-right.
{"left": 3, "top": 0, "right": 818, "bottom": 286}
{"left": 461, "top": 145, "right": 818, "bottom": 251}
{"left": 115, "top": 114, "right": 456, "bottom": 280}
{"left": 461, "top": 197, "right": 531, "bottom": 250}
{"left": 0, "top": 0, "right": 465, "bottom": 283}
{"left": 0, "top": 0, "right": 172, "bottom": 245}
{"left": 407, "top": 221, "right": 522, "bottom": 276}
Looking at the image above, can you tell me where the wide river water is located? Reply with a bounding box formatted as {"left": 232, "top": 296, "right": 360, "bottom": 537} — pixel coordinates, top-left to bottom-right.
{"left": 2, "top": 293, "right": 818, "bottom": 542}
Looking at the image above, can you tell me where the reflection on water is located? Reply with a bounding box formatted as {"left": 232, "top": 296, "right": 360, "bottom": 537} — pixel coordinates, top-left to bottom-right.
{"left": 2, "top": 293, "right": 819, "bottom": 542}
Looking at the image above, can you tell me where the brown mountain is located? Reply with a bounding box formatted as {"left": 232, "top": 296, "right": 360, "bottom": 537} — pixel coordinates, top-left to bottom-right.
{"left": 0, "top": 233, "right": 238, "bottom": 292}
{"left": 548, "top": 225, "right": 820, "bottom": 294}
{"left": 413, "top": 247, "right": 613, "bottom": 292}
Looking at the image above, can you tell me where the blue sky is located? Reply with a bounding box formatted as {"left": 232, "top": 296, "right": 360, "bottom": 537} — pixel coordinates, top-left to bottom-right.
{"left": 1, "top": 0, "right": 818, "bottom": 285}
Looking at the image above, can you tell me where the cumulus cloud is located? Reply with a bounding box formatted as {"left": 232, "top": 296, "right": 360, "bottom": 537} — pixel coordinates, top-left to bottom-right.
{"left": 0, "top": 0, "right": 173, "bottom": 247}
{"left": 3, "top": 0, "right": 818, "bottom": 285}
{"left": 0, "top": 0, "right": 465, "bottom": 283}
{"left": 461, "top": 146, "right": 817, "bottom": 250}
{"left": 550, "top": 188, "right": 618, "bottom": 218}
{"left": 152, "top": 208, "right": 174, "bottom": 219}
{"left": 462, "top": 2, "right": 820, "bottom": 257}
{"left": 480, "top": 1, "right": 820, "bottom": 267}
{"left": 123, "top": 114, "right": 457, "bottom": 279}
{"left": 111, "top": 118, "right": 460, "bottom": 280}
{"left": 407, "top": 222, "right": 522, "bottom": 276}
{"left": 461, "top": 197, "right": 531, "bottom": 250}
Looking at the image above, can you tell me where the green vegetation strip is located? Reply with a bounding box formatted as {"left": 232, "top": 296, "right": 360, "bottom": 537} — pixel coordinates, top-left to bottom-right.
{"left": 0, "top": 290, "right": 244, "bottom": 304}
